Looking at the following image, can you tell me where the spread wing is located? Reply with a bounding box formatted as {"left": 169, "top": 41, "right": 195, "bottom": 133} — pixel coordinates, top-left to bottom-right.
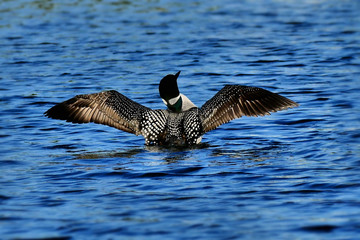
{"left": 200, "top": 85, "right": 299, "bottom": 133}
{"left": 44, "top": 90, "right": 150, "bottom": 135}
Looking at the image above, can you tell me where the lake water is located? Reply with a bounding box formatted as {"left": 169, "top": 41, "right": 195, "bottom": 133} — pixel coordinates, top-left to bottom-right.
{"left": 1, "top": 0, "right": 360, "bottom": 239}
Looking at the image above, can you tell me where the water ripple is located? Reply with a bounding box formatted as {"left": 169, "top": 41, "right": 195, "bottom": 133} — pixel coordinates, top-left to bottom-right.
{"left": 1, "top": 0, "right": 359, "bottom": 239}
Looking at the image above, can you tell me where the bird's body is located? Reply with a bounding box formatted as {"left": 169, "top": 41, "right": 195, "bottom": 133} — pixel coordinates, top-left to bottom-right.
{"left": 45, "top": 71, "right": 298, "bottom": 146}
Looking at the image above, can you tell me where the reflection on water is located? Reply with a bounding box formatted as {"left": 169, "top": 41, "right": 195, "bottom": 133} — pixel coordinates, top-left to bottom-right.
{"left": 72, "top": 142, "right": 275, "bottom": 165}
{"left": 73, "top": 148, "right": 145, "bottom": 160}
{"left": 1, "top": 0, "right": 360, "bottom": 239}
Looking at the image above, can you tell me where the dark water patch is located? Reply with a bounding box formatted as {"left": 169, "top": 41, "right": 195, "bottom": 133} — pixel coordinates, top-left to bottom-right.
{"left": 129, "top": 172, "right": 170, "bottom": 178}
{"left": 159, "top": 196, "right": 199, "bottom": 202}
{"left": 332, "top": 183, "right": 360, "bottom": 189}
{"left": 37, "top": 196, "right": 67, "bottom": 207}
{"left": 40, "top": 127, "right": 62, "bottom": 131}
{"left": 315, "top": 97, "right": 329, "bottom": 101}
{"left": 334, "top": 102, "right": 353, "bottom": 109}
{"left": 192, "top": 72, "right": 232, "bottom": 76}
{"left": 275, "top": 118, "right": 325, "bottom": 125}
{"left": 62, "top": 226, "right": 89, "bottom": 235}
{"left": 0, "top": 195, "right": 11, "bottom": 201}
{"left": 60, "top": 72, "right": 84, "bottom": 77}
{"left": 15, "top": 237, "right": 72, "bottom": 240}
{"left": 46, "top": 144, "right": 78, "bottom": 150}
{"left": 5, "top": 36, "right": 23, "bottom": 40}
{"left": 295, "top": 182, "right": 344, "bottom": 191}
{"left": 235, "top": 72, "right": 256, "bottom": 76}
{"left": 292, "top": 89, "right": 323, "bottom": 94}
{"left": 93, "top": 226, "right": 129, "bottom": 235}
{"left": 284, "top": 21, "right": 315, "bottom": 29}
{"left": 280, "top": 189, "right": 325, "bottom": 195}
{"left": 300, "top": 224, "right": 338, "bottom": 233}
{"left": 8, "top": 60, "right": 50, "bottom": 66}
{"left": 98, "top": 167, "right": 204, "bottom": 179}
{"left": 0, "top": 216, "right": 23, "bottom": 221}
{"left": 81, "top": 170, "right": 128, "bottom": 178}
{"left": 56, "top": 189, "right": 95, "bottom": 195}
{"left": 9, "top": 60, "right": 31, "bottom": 65}
{"left": 21, "top": 125, "right": 36, "bottom": 129}
{"left": 278, "top": 63, "right": 306, "bottom": 67}
{"left": 168, "top": 166, "right": 204, "bottom": 174}
{"left": 40, "top": 42, "right": 60, "bottom": 45}
{"left": 175, "top": 50, "right": 202, "bottom": 56}
{"left": 27, "top": 101, "right": 51, "bottom": 106}
{"left": 341, "top": 30, "right": 356, "bottom": 35}
{"left": 0, "top": 159, "right": 24, "bottom": 166}
{"left": 255, "top": 59, "right": 286, "bottom": 63}
{"left": 350, "top": 132, "right": 360, "bottom": 139}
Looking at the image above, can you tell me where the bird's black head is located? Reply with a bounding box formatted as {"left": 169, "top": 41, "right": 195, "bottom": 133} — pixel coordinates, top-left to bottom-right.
{"left": 159, "top": 71, "right": 181, "bottom": 101}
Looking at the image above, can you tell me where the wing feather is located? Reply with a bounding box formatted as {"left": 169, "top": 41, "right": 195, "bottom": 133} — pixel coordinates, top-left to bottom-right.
{"left": 45, "top": 90, "right": 150, "bottom": 135}
{"left": 200, "top": 85, "right": 298, "bottom": 133}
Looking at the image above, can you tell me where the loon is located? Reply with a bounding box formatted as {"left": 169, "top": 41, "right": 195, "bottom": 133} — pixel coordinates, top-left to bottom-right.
{"left": 45, "top": 71, "right": 298, "bottom": 146}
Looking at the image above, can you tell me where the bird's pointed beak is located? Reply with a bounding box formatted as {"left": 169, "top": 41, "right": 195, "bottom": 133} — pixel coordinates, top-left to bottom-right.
{"left": 175, "top": 71, "right": 181, "bottom": 79}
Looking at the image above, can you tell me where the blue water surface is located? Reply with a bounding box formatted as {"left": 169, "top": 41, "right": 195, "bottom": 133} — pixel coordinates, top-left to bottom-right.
{"left": 1, "top": 0, "right": 360, "bottom": 239}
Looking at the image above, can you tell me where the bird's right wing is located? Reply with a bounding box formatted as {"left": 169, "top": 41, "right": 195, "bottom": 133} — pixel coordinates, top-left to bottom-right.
{"left": 200, "top": 85, "right": 299, "bottom": 133}
{"left": 44, "top": 90, "right": 150, "bottom": 135}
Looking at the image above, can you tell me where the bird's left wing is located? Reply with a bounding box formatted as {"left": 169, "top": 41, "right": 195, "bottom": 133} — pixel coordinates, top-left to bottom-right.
{"left": 200, "top": 85, "right": 299, "bottom": 133}
{"left": 44, "top": 90, "right": 150, "bottom": 135}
